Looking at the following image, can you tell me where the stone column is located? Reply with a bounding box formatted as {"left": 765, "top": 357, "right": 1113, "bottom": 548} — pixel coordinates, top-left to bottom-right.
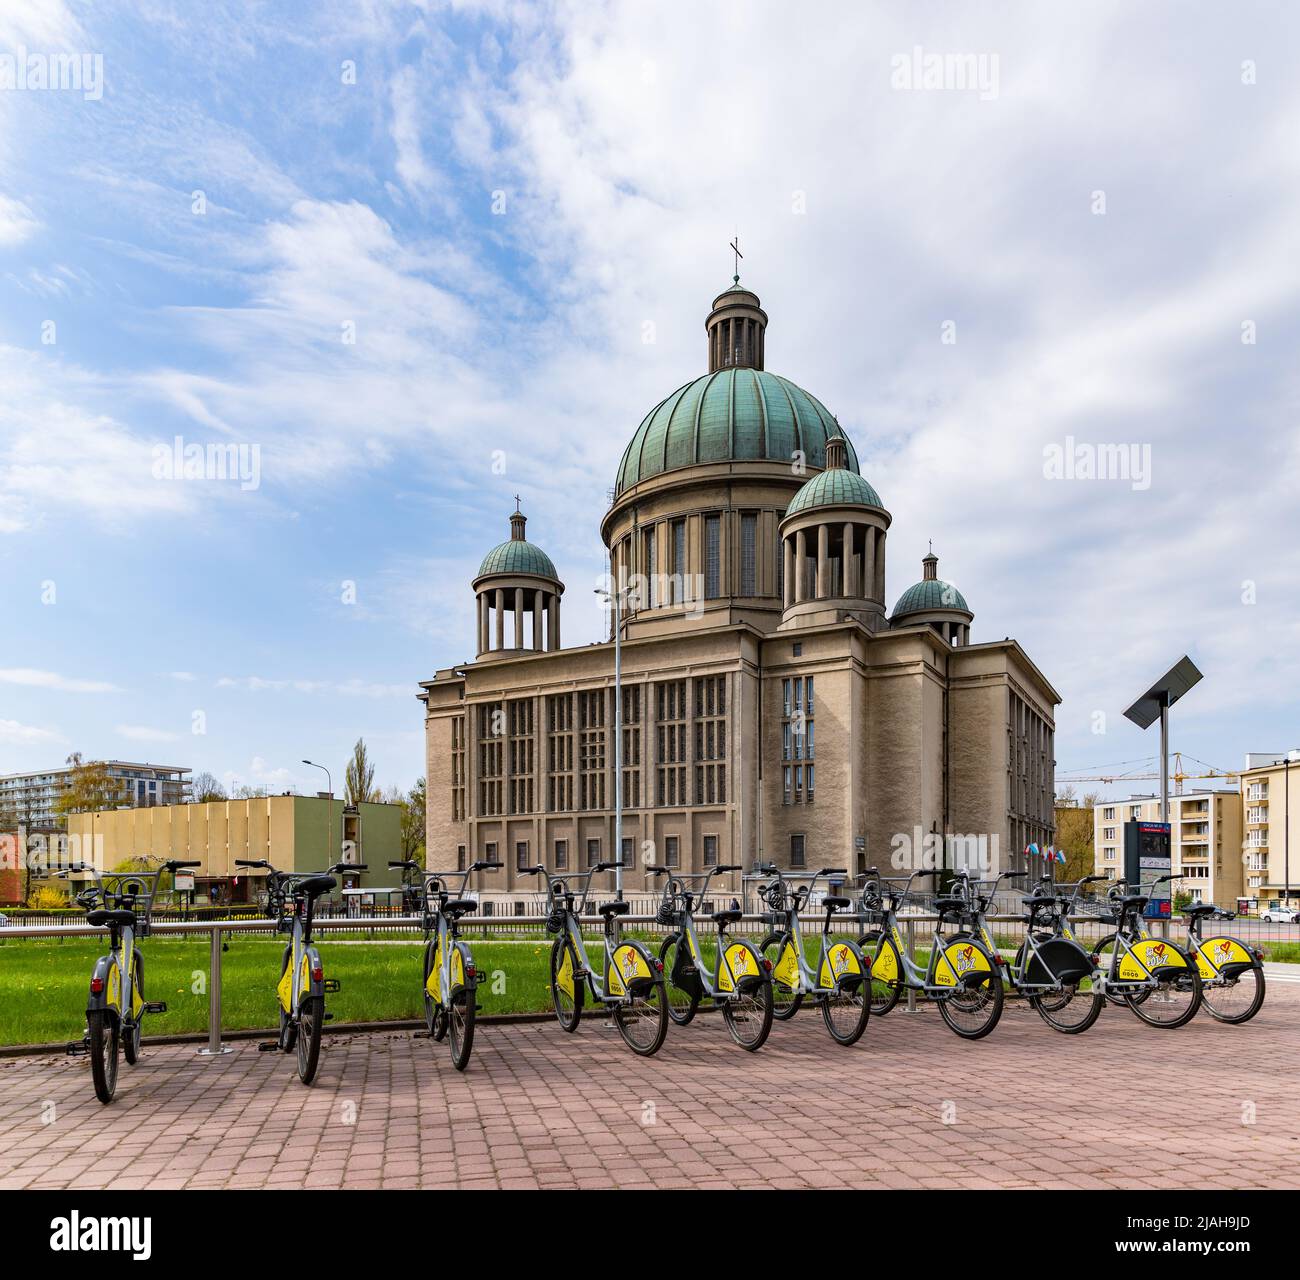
{"left": 494, "top": 588, "right": 504, "bottom": 650}
{"left": 875, "top": 531, "right": 886, "bottom": 602}
{"left": 514, "top": 588, "right": 524, "bottom": 649}
{"left": 783, "top": 535, "right": 794, "bottom": 608}
{"left": 794, "top": 529, "right": 806, "bottom": 602}
{"left": 816, "top": 524, "right": 829, "bottom": 598}
{"left": 477, "top": 593, "right": 487, "bottom": 654}
{"left": 864, "top": 527, "right": 876, "bottom": 602}
{"left": 549, "top": 595, "right": 560, "bottom": 649}
{"left": 842, "top": 522, "right": 854, "bottom": 596}
{"left": 533, "top": 589, "right": 543, "bottom": 650}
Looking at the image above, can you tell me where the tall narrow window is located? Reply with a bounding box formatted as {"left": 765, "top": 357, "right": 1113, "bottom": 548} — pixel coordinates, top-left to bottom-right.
{"left": 672, "top": 519, "right": 686, "bottom": 603}
{"left": 704, "top": 515, "right": 721, "bottom": 599}
{"left": 643, "top": 526, "right": 658, "bottom": 607}
{"left": 740, "top": 513, "right": 757, "bottom": 596}
{"left": 703, "top": 834, "right": 718, "bottom": 866}
{"left": 790, "top": 833, "right": 806, "bottom": 868}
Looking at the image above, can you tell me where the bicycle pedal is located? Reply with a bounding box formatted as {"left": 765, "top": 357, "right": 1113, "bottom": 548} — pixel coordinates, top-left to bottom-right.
{"left": 257, "top": 1041, "right": 280, "bottom": 1052}
{"left": 65, "top": 1041, "right": 90, "bottom": 1057}
{"left": 323, "top": 1012, "right": 334, "bottom": 1021}
{"left": 142, "top": 1001, "right": 168, "bottom": 1014}
{"left": 322, "top": 979, "right": 341, "bottom": 993}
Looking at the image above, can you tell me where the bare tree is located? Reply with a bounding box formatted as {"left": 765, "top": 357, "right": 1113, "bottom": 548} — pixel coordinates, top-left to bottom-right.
{"left": 345, "top": 739, "right": 379, "bottom": 805}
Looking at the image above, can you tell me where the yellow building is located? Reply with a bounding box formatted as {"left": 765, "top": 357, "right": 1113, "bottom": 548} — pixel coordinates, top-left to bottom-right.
{"left": 420, "top": 275, "right": 1060, "bottom": 908}
{"left": 1239, "top": 752, "right": 1300, "bottom": 909}
{"left": 65, "top": 795, "right": 394, "bottom": 905}
{"left": 1092, "top": 791, "right": 1243, "bottom": 907}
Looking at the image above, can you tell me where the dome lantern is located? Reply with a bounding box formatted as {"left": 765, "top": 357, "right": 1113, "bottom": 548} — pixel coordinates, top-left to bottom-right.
{"left": 706, "top": 275, "right": 767, "bottom": 373}
{"left": 471, "top": 504, "right": 564, "bottom": 658}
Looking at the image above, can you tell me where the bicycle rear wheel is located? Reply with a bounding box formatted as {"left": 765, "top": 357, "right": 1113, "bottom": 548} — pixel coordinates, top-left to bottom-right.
{"left": 722, "top": 981, "right": 773, "bottom": 1051}
{"left": 937, "top": 972, "right": 1004, "bottom": 1039}
{"left": 1126, "top": 953, "right": 1202, "bottom": 1028}
{"left": 759, "top": 932, "right": 804, "bottom": 1020}
{"left": 296, "top": 996, "right": 324, "bottom": 1084}
{"left": 821, "top": 979, "right": 869, "bottom": 1046}
{"left": 87, "top": 1009, "right": 119, "bottom": 1105}
{"left": 448, "top": 986, "right": 475, "bottom": 1071}
{"left": 613, "top": 980, "right": 669, "bottom": 1056}
{"left": 1201, "top": 964, "right": 1265, "bottom": 1024}
{"left": 1030, "top": 985, "right": 1103, "bottom": 1034}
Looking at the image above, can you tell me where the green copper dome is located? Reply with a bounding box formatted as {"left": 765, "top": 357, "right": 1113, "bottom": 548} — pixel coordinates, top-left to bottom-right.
{"left": 786, "top": 466, "right": 883, "bottom": 516}
{"left": 615, "top": 369, "right": 858, "bottom": 496}
{"left": 892, "top": 578, "right": 970, "bottom": 619}
{"left": 477, "top": 539, "right": 558, "bottom": 580}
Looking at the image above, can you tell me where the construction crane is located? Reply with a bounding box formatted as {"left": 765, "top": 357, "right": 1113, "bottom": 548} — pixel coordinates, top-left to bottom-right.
{"left": 1056, "top": 752, "right": 1238, "bottom": 796}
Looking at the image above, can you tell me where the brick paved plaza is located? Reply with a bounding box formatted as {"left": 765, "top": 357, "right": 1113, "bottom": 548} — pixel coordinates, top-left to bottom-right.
{"left": 2, "top": 981, "right": 1297, "bottom": 1191}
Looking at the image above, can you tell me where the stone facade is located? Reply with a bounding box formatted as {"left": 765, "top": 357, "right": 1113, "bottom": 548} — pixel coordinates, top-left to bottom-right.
{"left": 420, "top": 278, "right": 1059, "bottom": 907}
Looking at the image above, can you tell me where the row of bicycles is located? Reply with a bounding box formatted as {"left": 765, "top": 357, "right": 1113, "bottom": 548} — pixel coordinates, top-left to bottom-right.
{"left": 64, "top": 853, "right": 1268, "bottom": 1099}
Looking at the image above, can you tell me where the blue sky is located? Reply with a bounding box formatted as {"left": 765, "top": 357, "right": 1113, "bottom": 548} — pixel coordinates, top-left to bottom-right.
{"left": 1, "top": 0, "right": 1298, "bottom": 799}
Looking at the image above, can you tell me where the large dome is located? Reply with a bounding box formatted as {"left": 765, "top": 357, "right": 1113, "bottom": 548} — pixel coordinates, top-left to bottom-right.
{"left": 615, "top": 368, "right": 859, "bottom": 496}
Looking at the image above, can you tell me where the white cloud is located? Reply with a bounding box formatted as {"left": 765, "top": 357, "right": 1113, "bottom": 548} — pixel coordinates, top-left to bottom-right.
{"left": 115, "top": 724, "right": 182, "bottom": 743}
{"left": 0, "top": 195, "right": 40, "bottom": 246}
{"left": 390, "top": 65, "right": 440, "bottom": 194}
{"left": 169, "top": 671, "right": 196, "bottom": 682}
{"left": 0, "top": 667, "right": 120, "bottom": 693}
{"left": 215, "top": 674, "right": 412, "bottom": 697}
{"left": 0, "top": 718, "right": 63, "bottom": 744}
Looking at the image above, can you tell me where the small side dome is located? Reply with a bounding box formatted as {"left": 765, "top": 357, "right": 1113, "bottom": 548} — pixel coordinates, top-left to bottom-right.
{"left": 475, "top": 507, "right": 559, "bottom": 582}
{"left": 786, "top": 465, "right": 884, "bottom": 516}
{"left": 890, "top": 549, "right": 972, "bottom": 646}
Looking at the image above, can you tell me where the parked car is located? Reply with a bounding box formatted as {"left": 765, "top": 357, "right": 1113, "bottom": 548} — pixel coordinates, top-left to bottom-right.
{"left": 1260, "top": 905, "right": 1300, "bottom": 923}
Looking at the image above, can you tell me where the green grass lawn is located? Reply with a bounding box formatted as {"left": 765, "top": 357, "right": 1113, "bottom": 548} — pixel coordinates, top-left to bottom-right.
{"left": 0, "top": 937, "right": 558, "bottom": 1046}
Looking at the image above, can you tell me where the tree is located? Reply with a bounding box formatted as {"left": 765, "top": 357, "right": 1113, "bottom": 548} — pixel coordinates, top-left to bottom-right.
{"left": 1054, "top": 789, "right": 1102, "bottom": 884}
{"left": 345, "top": 739, "right": 380, "bottom": 805}
{"left": 397, "top": 778, "right": 426, "bottom": 864}
{"left": 54, "top": 753, "right": 125, "bottom": 819}
{"left": 191, "top": 771, "right": 227, "bottom": 803}
{"left": 231, "top": 784, "right": 267, "bottom": 799}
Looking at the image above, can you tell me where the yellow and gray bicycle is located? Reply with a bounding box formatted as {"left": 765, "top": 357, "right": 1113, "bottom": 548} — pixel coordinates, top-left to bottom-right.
{"left": 64, "top": 858, "right": 200, "bottom": 1104}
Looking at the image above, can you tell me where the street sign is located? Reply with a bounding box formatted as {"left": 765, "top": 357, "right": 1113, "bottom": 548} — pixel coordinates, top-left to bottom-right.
{"left": 1124, "top": 820, "right": 1171, "bottom": 919}
{"left": 175, "top": 873, "right": 195, "bottom": 892}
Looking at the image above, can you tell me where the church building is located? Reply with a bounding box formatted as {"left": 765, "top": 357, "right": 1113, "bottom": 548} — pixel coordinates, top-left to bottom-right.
{"left": 419, "top": 275, "right": 1059, "bottom": 907}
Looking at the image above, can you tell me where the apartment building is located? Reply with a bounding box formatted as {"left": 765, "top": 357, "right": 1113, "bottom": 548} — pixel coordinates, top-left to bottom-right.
{"left": 1093, "top": 790, "right": 1243, "bottom": 907}
{"left": 1239, "top": 751, "right": 1300, "bottom": 909}
{"left": 0, "top": 761, "right": 190, "bottom": 828}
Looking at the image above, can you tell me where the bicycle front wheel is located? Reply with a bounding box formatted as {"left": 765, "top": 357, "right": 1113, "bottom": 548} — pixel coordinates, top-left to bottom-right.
{"left": 613, "top": 980, "right": 669, "bottom": 1057}
{"left": 1030, "top": 986, "right": 1103, "bottom": 1034}
{"left": 123, "top": 952, "right": 143, "bottom": 1065}
{"left": 659, "top": 935, "right": 701, "bottom": 1027}
{"left": 860, "top": 931, "right": 903, "bottom": 1015}
{"left": 296, "top": 995, "right": 324, "bottom": 1084}
{"left": 422, "top": 939, "right": 443, "bottom": 1038}
{"left": 759, "top": 933, "right": 803, "bottom": 1020}
{"left": 1201, "top": 964, "right": 1265, "bottom": 1025}
{"left": 87, "top": 1009, "right": 119, "bottom": 1105}
{"left": 448, "top": 986, "right": 475, "bottom": 1071}
{"left": 549, "top": 937, "right": 584, "bottom": 1032}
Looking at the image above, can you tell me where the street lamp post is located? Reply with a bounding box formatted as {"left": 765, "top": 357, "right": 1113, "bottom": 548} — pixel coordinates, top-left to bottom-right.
{"left": 302, "top": 760, "right": 333, "bottom": 871}
{"left": 596, "top": 583, "right": 625, "bottom": 899}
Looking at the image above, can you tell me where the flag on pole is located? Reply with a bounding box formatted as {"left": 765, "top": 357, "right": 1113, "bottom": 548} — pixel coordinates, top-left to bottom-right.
{"left": 1025, "top": 842, "right": 1040, "bottom": 858}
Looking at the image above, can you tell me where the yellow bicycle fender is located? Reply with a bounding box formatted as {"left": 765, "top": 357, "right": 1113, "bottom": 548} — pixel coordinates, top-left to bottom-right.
{"left": 717, "top": 942, "right": 759, "bottom": 994}
{"left": 872, "top": 939, "right": 899, "bottom": 982}
{"left": 276, "top": 954, "right": 294, "bottom": 1012}
{"left": 934, "top": 941, "right": 990, "bottom": 988}
{"left": 772, "top": 940, "right": 800, "bottom": 990}
{"left": 607, "top": 943, "right": 650, "bottom": 997}
{"left": 426, "top": 940, "right": 444, "bottom": 1002}
{"left": 1128, "top": 938, "right": 1186, "bottom": 976}
{"left": 555, "top": 942, "right": 575, "bottom": 998}
{"left": 1195, "top": 936, "right": 1253, "bottom": 979}
{"left": 449, "top": 946, "right": 466, "bottom": 993}
{"left": 818, "top": 941, "right": 863, "bottom": 989}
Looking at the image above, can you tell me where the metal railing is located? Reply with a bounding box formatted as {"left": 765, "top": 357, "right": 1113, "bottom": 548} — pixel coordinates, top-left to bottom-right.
{"left": 10, "top": 904, "right": 1289, "bottom": 1055}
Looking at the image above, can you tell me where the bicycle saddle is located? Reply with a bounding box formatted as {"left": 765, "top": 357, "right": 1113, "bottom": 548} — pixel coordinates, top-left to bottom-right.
{"left": 294, "top": 875, "right": 336, "bottom": 899}
{"left": 598, "top": 899, "right": 630, "bottom": 918}
{"left": 821, "top": 895, "right": 851, "bottom": 910}
{"left": 443, "top": 898, "right": 478, "bottom": 915}
{"left": 86, "top": 908, "right": 136, "bottom": 928}
{"left": 710, "top": 907, "right": 743, "bottom": 926}
{"left": 1118, "top": 894, "right": 1148, "bottom": 909}
{"left": 1021, "top": 894, "right": 1056, "bottom": 908}
{"left": 934, "top": 896, "right": 968, "bottom": 913}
